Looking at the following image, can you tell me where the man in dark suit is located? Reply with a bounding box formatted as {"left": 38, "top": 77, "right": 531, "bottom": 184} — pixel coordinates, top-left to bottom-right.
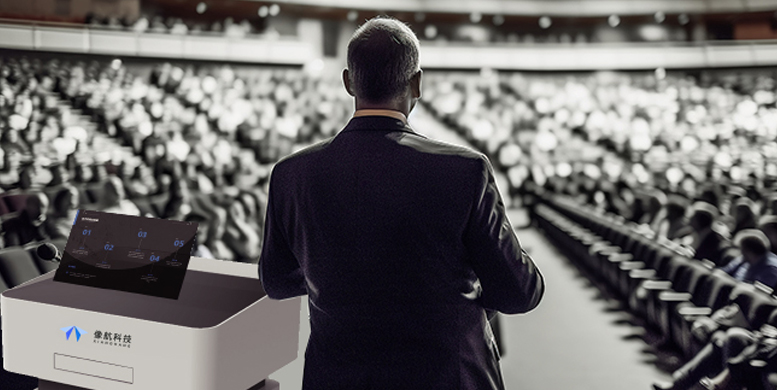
{"left": 259, "top": 17, "right": 544, "bottom": 390}
{"left": 688, "top": 202, "right": 734, "bottom": 267}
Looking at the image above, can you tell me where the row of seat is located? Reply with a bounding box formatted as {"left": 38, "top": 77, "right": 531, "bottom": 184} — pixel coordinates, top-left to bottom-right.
{"left": 0, "top": 239, "right": 65, "bottom": 294}
{"left": 533, "top": 196, "right": 777, "bottom": 362}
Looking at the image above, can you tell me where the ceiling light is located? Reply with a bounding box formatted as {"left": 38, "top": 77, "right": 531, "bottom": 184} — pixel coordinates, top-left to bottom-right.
{"left": 608, "top": 14, "right": 620, "bottom": 27}
{"left": 539, "top": 16, "right": 552, "bottom": 29}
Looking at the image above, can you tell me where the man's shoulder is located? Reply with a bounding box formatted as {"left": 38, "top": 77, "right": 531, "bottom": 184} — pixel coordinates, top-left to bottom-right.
{"left": 273, "top": 138, "right": 335, "bottom": 170}
{"left": 390, "top": 131, "right": 487, "bottom": 163}
{"left": 764, "top": 252, "right": 777, "bottom": 268}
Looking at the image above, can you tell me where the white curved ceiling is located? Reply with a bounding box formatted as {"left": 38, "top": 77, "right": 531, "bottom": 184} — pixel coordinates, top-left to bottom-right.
{"left": 261, "top": 0, "right": 777, "bottom": 16}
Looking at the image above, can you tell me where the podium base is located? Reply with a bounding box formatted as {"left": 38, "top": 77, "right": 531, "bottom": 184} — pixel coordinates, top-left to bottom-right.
{"left": 35, "top": 378, "right": 279, "bottom": 390}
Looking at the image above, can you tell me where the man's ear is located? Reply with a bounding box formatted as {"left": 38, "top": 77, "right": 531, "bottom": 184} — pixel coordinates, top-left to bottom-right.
{"left": 411, "top": 69, "right": 423, "bottom": 100}
{"left": 342, "top": 68, "right": 355, "bottom": 97}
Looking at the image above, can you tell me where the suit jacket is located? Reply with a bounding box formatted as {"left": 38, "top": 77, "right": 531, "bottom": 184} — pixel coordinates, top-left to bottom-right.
{"left": 259, "top": 116, "right": 544, "bottom": 390}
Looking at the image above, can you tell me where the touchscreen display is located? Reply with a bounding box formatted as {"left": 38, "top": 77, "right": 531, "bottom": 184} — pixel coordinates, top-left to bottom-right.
{"left": 53, "top": 209, "right": 198, "bottom": 299}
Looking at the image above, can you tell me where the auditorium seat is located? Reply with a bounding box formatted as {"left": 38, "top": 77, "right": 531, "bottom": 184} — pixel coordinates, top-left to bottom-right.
{"left": 653, "top": 261, "right": 712, "bottom": 342}
{"left": 0, "top": 196, "right": 10, "bottom": 216}
{"left": 0, "top": 272, "right": 9, "bottom": 294}
{"left": 628, "top": 253, "right": 682, "bottom": 316}
{"left": 2, "top": 193, "right": 29, "bottom": 213}
{"left": 0, "top": 247, "right": 43, "bottom": 288}
{"left": 740, "top": 284, "right": 777, "bottom": 331}
{"left": 671, "top": 269, "right": 739, "bottom": 357}
{"left": 644, "top": 256, "right": 693, "bottom": 330}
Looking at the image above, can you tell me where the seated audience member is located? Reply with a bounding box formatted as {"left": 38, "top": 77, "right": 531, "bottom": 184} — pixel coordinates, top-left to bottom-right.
{"left": 689, "top": 202, "right": 733, "bottom": 267}
{"left": 73, "top": 163, "right": 94, "bottom": 184}
{"left": 127, "top": 164, "right": 158, "bottom": 197}
{"left": 47, "top": 163, "right": 70, "bottom": 187}
{"left": 184, "top": 213, "right": 214, "bottom": 259}
{"left": 731, "top": 198, "right": 758, "bottom": 237}
{"left": 1, "top": 128, "right": 30, "bottom": 156}
{"left": 49, "top": 185, "right": 80, "bottom": 239}
{"left": 656, "top": 196, "right": 692, "bottom": 241}
{"left": 223, "top": 200, "right": 261, "bottom": 263}
{"left": 764, "top": 193, "right": 777, "bottom": 216}
{"left": 3, "top": 192, "right": 55, "bottom": 246}
{"left": 652, "top": 326, "right": 762, "bottom": 390}
{"left": 90, "top": 163, "right": 110, "bottom": 184}
{"left": 162, "top": 179, "right": 192, "bottom": 220}
{"left": 720, "top": 229, "right": 777, "bottom": 288}
{"left": 759, "top": 216, "right": 777, "bottom": 253}
{"left": 99, "top": 176, "right": 141, "bottom": 216}
{"left": 238, "top": 191, "right": 263, "bottom": 235}
{"left": 0, "top": 150, "right": 21, "bottom": 190}
{"left": 641, "top": 190, "right": 667, "bottom": 228}
{"left": 205, "top": 207, "right": 234, "bottom": 262}
{"left": 696, "top": 186, "right": 721, "bottom": 210}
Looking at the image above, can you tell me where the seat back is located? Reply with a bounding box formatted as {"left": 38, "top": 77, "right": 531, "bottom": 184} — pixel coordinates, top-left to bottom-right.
{"left": 654, "top": 250, "right": 678, "bottom": 279}
{"left": 641, "top": 247, "right": 660, "bottom": 269}
{"left": 729, "top": 283, "right": 758, "bottom": 322}
{"left": 704, "top": 269, "right": 738, "bottom": 310}
{"left": 0, "top": 196, "right": 10, "bottom": 216}
{"left": 0, "top": 271, "right": 9, "bottom": 293}
{"left": 690, "top": 269, "right": 717, "bottom": 306}
{"left": 0, "top": 246, "right": 42, "bottom": 288}
{"left": 661, "top": 255, "right": 690, "bottom": 282}
{"left": 767, "top": 308, "right": 777, "bottom": 327}
{"left": 684, "top": 263, "right": 711, "bottom": 297}
{"left": 746, "top": 289, "right": 777, "bottom": 329}
{"left": 2, "top": 193, "right": 29, "bottom": 213}
{"left": 631, "top": 236, "right": 651, "bottom": 260}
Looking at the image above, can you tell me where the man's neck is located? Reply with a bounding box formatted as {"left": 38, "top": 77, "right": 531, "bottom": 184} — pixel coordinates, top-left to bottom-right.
{"left": 355, "top": 98, "right": 411, "bottom": 118}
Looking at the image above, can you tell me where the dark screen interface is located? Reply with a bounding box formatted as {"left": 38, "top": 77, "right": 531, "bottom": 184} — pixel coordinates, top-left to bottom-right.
{"left": 53, "top": 209, "right": 198, "bottom": 300}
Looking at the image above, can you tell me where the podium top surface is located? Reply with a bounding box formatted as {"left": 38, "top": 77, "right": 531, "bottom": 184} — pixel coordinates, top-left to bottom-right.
{"left": 2, "top": 267, "right": 267, "bottom": 328}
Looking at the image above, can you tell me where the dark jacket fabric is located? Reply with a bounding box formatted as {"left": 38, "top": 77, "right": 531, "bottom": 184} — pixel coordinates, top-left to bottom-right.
{"left": 259, "top": 116, "right": 544, "bottom": 390}
{"left": 694, "top": 229, "right": 733, "bottom": 267}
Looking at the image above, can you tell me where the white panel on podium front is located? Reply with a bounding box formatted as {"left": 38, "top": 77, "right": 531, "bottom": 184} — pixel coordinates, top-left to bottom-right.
{"left": 54, "top": 353, "right": 134, "bottom": 384}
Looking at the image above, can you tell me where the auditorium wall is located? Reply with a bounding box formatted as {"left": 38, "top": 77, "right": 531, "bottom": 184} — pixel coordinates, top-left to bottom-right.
{"left": 0, "top": 0, "right": 140, "bottom": 22}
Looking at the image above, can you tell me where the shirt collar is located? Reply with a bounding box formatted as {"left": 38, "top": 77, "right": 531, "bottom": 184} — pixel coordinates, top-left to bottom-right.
{"left": 353, "top": 109, "right": 408, "bottom": 124}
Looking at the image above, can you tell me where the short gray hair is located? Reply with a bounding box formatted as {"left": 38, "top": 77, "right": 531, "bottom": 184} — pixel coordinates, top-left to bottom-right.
{"left": 347, "top": 17, "right": 420, "bottom": 103}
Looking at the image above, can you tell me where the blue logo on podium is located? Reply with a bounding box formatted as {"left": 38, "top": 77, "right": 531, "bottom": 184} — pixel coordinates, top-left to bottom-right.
{"left": 61, "top": 326, "right": 88, "bottom": 342}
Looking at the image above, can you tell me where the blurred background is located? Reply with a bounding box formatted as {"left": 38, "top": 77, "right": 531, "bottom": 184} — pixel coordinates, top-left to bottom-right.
{"left": 1, "top": 1, "right": 777, "bottom": 390}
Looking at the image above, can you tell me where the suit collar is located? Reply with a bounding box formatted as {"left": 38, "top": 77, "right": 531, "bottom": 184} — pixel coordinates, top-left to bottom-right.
{"left": 340, "top": 115, "right": 419, "bottom": 136}
{"left": 353, "top": 109, "right": 408, "bottom": 123}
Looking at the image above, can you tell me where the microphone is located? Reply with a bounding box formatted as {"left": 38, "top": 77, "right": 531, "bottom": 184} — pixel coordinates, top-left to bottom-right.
{"left": 37, "top": 242, "right": 62, "bottom": 263}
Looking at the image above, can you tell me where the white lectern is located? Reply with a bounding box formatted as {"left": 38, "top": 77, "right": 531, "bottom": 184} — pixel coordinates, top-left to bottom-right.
{"left": 1, "top": 257, "right": 301, "bottom": 390}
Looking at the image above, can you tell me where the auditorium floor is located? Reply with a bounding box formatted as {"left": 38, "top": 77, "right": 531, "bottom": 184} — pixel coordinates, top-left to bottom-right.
{"left": 270, "top": 211, "right": 674, "bottom": 389}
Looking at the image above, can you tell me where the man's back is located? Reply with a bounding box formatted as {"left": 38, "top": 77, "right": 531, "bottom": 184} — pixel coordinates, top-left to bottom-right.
{"left": 261, "top": 116, "right": 543, "bottom": 389}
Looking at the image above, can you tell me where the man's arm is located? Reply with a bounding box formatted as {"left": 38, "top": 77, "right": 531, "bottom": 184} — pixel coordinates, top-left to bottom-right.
{"left": 463, "top": 156, "right": 544, "bottom": 314}
{"left": 258, "top": 170, "right": 306, "bottom": 299}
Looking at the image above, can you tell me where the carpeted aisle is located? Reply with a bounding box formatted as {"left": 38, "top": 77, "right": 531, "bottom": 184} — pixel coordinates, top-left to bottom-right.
{"left": 500, "top": 221, "right": 672, "bottom": 390}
